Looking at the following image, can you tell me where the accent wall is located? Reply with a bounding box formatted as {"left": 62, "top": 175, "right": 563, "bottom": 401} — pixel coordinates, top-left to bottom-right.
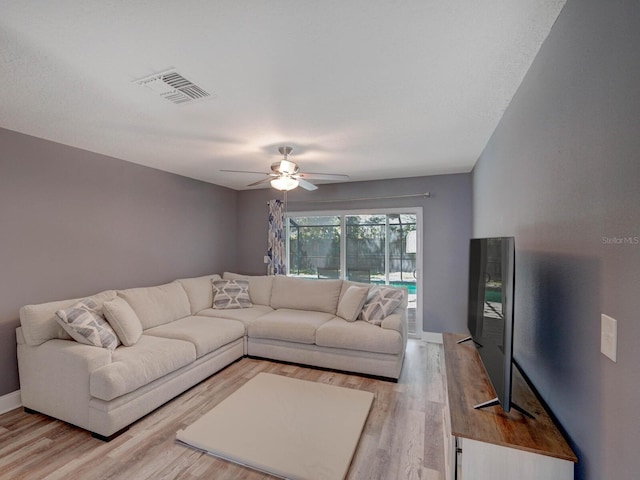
{"left": 472, "top": 0, "right": 640, "bottom": 478}
{"left": 0, "top": 128, "right": 237, "bottom": 396}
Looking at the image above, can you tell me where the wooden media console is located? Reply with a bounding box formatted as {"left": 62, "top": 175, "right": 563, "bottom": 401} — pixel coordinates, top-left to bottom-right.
{"left": 442, "top": 333, "right": 577, "bottom": 479}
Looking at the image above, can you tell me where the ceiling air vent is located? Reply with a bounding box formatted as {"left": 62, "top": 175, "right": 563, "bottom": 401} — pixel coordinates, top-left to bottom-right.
{"left": 134, "top": 69, "right": 211, "bottom": 104}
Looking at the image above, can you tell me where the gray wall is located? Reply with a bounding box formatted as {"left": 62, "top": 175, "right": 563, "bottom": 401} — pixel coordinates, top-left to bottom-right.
{"left": 236, "top": 174, "right": 472, "bottom": 333}
{"left": 0, "top": 128, "right": 237, "bottom": 396}
{"left": 472, "top": 0, "right": 640, "bottom": 478}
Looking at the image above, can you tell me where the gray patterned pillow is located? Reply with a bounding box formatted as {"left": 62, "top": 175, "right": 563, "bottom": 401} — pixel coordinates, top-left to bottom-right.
{"left": 360, "top": 287, "right": 404, "bottom": 326}
{"left": 55, "top": 298, "right": 120, "bottom": 352}
{"left": 212, "top": 279, "right": 252, "bottom": 309}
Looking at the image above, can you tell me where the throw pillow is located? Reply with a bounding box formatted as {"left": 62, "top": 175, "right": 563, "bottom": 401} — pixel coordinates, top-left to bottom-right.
{"left": 55, "top": 298, "right": 120, "bottom": 352}
{"left": 212, "top": 279, "right": 252, "bottom": 309}
{"left": 337, "top": 286, "right": 370, "bottom": 322}
{"left": 360, "top": 287, "right": 404, "bottom": 326}
{"left": 103, "top": 296, "right": 143, "bottom": 346}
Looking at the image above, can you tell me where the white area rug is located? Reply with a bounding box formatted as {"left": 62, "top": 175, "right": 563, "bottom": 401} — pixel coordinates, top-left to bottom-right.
{"left": 176, "top": 373, "right": 374, "bottom": 480}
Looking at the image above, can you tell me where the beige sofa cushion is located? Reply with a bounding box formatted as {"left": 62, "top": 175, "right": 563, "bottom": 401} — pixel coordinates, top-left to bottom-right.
{"left": 118, "top": 282, "right": 191, "bottom": 330}
{"left": 198, "top": 304, "right": 274, "bottom": 328}
{"left": 177, "top": 274, "right": 222, "bottom": 314}
{"left": 270, "top": 276, "right": 342, "bottom": 314}
{"left": 89, "top": 335, "right": 196, "bottom": 401}
{"left": 144, "top": 316, "right": 245, "bottom": 358}
{"left": 336, "top": 286, "right": 370, "bottom": 322}
{"left": 103, "top": 296, "right": 143, "bottom": 346}
{"left": 223, "top": 272, "right": 275, "bottom": 306}
{"left": 248, "top": 309, "right": 334, "bottom": 344}
{"left": 315, "top": 318, "right": 404, "bottom": 355}
{"left": 381, "top": 312, "right": 405, "bottom": 334}
{"left": 19, "top": 290, "right": 117, "bottom": 346}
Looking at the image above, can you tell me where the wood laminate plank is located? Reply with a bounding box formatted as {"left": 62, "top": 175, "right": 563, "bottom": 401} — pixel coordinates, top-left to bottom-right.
{"left": 0, "top": 340, "right": 446, "bottom": 480}
{"left": 443, "top": 333, "right": 577, "bottom": 462}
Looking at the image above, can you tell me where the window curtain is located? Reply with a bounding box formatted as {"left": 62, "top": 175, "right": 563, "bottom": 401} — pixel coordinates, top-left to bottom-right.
{"left": 267, "top": 199, "right": 286, "bottom": 275}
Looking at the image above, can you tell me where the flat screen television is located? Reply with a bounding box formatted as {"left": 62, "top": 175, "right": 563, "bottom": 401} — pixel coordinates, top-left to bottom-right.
{"left": 460, "top": 237, "right": 531, "bottom": 417}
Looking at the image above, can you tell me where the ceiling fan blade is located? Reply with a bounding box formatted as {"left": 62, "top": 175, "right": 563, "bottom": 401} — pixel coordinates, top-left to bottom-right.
{"left": 298, "top": 172, "right": 350, "bottom": 181}
{"left": 247, "top": 177, "right": 275, "bottom": 187}
{"left": 297, "top": 178, "right": 319, "bottom": 191}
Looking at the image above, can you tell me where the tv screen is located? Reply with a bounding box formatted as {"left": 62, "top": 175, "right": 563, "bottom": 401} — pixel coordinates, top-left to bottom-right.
{"left": 465, "top": 236, "right": 515, "bottom": 413}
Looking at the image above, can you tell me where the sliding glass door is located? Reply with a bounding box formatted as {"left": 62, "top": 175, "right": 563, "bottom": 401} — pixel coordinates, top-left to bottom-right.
{"left": 344, "top": 215, "right": 384, "bottom": 283}
{"left": 288, "top": 216, "right": 341, "bottom": 277}
{"left": 287, "top": 209, "right": 422, "bottom": 337}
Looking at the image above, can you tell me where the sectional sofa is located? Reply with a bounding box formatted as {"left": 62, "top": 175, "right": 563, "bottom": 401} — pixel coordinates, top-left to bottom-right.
{"left": 16, "top": 273, "right": 407, "bottom": 440}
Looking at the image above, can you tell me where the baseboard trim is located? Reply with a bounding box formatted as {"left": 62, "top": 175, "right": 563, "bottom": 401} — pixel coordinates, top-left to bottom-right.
{"left": 422, "top": 331, "right": 443, "bottom": 344}
{"left": 0, "top": 390, "right": 22, "bottom": 415}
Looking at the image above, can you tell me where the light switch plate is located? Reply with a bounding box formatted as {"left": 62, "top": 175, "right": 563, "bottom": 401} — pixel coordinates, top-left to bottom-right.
{"left": 601, "top": 314, "right": 617, "bottom": 362}
{"left": 263, "top": 255, "right": 269, "bottom": 264}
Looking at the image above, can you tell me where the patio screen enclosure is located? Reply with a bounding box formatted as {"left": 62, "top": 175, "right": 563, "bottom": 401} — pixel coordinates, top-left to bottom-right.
{"left": 286, "top": 211, "right": 421, "bottom": 337}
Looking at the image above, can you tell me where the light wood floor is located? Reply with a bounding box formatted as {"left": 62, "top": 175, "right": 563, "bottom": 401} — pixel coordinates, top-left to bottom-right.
{"left": 0, "top": 340, "right": 446, "bottom": 480}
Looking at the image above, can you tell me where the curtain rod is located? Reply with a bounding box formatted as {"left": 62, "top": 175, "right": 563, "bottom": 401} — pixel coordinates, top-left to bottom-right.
{"left": 266, "top": 192, "right": 430, "bottom": 205}
{"left": 286, "top": 192, "right": 430, "bottom": 204}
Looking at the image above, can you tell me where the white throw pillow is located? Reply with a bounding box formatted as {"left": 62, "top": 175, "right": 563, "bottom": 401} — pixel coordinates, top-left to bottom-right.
{"left": 55, "top": 298, "right": 120, "bottom": 352}
{"left": 212, "top": 279, "right": 252, "bottom": 309}
{"left": 337, "top": 286, "right": 370, "bottom": 322}
{"left": 103, "top": 296, "right": 143, "bottom": 346}
{"left": 360, "top": 287, "right": 404, "bottom": 326}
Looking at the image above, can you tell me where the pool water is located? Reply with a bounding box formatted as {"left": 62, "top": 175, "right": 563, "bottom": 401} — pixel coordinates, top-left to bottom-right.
{"left": 372, "top": 281, "right": 417, "bottom": 295}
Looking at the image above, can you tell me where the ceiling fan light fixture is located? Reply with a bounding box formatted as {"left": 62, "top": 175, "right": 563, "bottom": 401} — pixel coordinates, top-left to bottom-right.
{"left": 222, "top": 145, "right": 348, "bottom": 191}
{"left": 270, "top": 176, "right": 299, "bottom": 191}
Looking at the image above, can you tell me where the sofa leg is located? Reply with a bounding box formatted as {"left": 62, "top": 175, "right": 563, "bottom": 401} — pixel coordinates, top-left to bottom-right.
{"left": 24, "top": 407, "right": 128, "bottom": 442}
{"left": 91, "top": 426, "right": 129, "bottom": 442}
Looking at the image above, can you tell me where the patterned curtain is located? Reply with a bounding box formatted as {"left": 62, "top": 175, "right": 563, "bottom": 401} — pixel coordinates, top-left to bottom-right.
{"left": 267, "top": 199, "right": 286, "bottom": 275}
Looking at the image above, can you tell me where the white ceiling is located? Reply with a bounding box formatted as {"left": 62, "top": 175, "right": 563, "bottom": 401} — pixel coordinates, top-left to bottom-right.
{"left": 0, "top": 0, "right": 566, "bottom": 190}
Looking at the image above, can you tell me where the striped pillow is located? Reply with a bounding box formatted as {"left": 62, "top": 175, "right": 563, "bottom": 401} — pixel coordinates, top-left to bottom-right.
{"left": 212, "top": 279, "right": 252, "bottom": 309}
{"left": 360, "top": 287, "right": 404, "bottom": 326}
{"left": 55, "top": 298, "right": 120, "bottom": 352}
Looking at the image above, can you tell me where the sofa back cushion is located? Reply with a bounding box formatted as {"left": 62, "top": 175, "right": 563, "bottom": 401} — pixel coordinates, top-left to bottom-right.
{"left": 118, "top": 282, "right": 191, "bottom": 330}
{"left": 177, "top": 274, "right": 222, "bottom": 314}
{"left": 223, "top": 272, "right": 274, "bottom": 306}
{"left": 270, "top": 276, "right": 342, "bottom": 314}
{"left": 19, "top": 290, "right": 117, "bottom": 346}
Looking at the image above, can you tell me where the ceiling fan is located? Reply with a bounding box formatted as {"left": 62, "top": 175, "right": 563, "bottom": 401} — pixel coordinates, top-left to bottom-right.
{"left": 222, "top": 146, "right": 349, "bottom": 191}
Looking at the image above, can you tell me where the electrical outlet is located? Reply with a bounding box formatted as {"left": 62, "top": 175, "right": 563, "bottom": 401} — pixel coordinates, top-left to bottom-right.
{"left": 601, "top": 314, "right": 617, "bottom": 362}
{"left": 263, "top": 255, "right": 269, "bottom": 264}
